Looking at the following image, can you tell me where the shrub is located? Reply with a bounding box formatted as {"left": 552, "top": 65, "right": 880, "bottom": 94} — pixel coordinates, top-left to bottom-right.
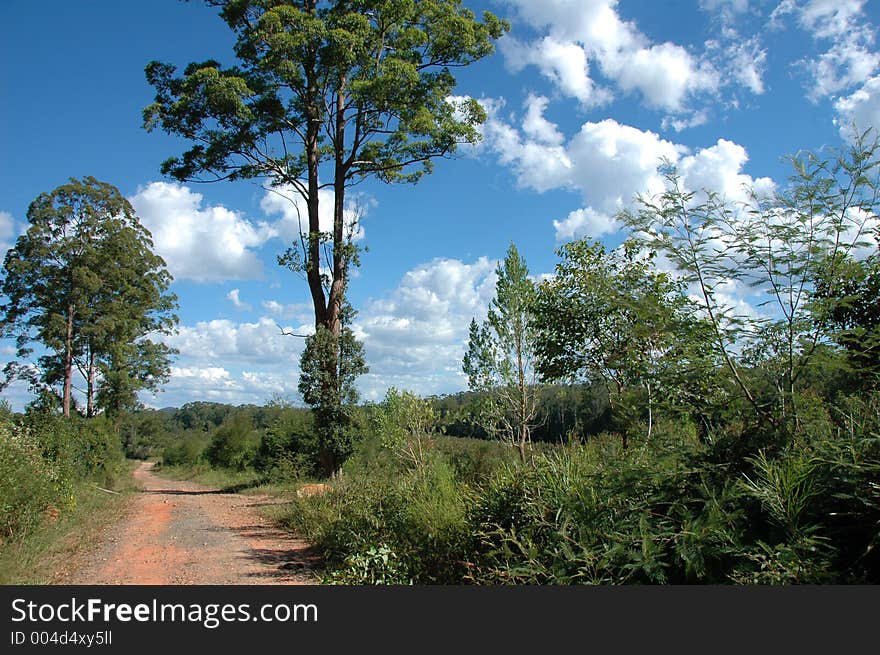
{"left": 255, "top": 408, "right": 317, "bottom": 477}
{"left": 0, "top": 404, "right": 124, "bottom": 544}
{"left": 283, "top": 450, "right": 473, "bottom": 583}
{"left": 205, "top": 413, "right": 260, "bottom": 470}
{"left": 162, "top": 431, "right": 209, "bottom": 467}
{"left": 0, "top": 419, "right": 62, "bottom": 543}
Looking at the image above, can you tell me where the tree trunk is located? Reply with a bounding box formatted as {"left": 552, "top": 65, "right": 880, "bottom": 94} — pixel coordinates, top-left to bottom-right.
{"left": 303, "top": 0, "right": 327, "bottom": 332}
{"left": 86, "top": 347, "right": 96, "bottom": 418}
{"left": 515, "top": 325, "right": 529, "bottom": 464}
{"left": 62, "top": 303, "right": 74, "bottom": 418}
{"left": 327, "top": 72, "right": 348, "bottom": 340}
{"left": 318, "top": 447, "right": 336, "bottom": 478}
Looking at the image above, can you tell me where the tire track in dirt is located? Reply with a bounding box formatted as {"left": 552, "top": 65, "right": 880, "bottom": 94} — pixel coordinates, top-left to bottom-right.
{"left": 69, "top": 461, "right": 318, "bottom": 585}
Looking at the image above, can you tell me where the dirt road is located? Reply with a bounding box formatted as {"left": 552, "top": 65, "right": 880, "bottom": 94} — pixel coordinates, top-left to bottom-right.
{"left": 69, "top": 461, "right": 317, "bottom": 585}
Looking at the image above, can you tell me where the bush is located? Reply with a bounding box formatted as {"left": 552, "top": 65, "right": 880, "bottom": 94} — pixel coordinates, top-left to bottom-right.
{"left": 162, "top": 431, "right": 209, "bottom": 467}
{"left": 205, "top": 413, "right": 260, "bottom": 471}
{"left": 0, "top": 405, "right": 125, "bottom": 545}
{"left": 0, "top": 419, "right": 63, "bottom": 543}
{"left": 283, "top": 449, "right": 473, "bottom": 583}
{"left": 255, "top": 408, "right": 316, "bottom": 477}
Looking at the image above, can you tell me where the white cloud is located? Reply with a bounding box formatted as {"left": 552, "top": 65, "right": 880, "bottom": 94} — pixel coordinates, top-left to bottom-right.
{"left": 553, "top": 208, "right": 618, "bottom": 241}
{"left": 662, "top": 109, "right": 711, "bottom": 133}
{"left": 170, "top": 366, "right": 238, "bottom": 388}
{"left": 160, "top": 317, "right": 310, "bottom": 366}
{"left": 700, "top": 0, "right": 750, "bottom": 17}
{"left": 356, "top": 257, "right": 498, "bottom": 399}
{"left": 722, "top": 32, "right": 767, "bottom": 95}
{"left": 835, "top": 75, "right": 880, "bottom": 139}
{"left": 781, "top": 0, "right": 880, "bottom": 101}
{"left": 566, "top": 120, "right": 685, "bottom": 211}
{"left": 148, "top": 365, "right": 302, "bottom": 407}
{"left": 261, "top": 299, "right": 312, "bottom": 321}
{"left": 131, "top": 182, "right": 275, "bottom": 282}
{"left": 522, "top": 94, "right": 565, "bottom": 146}
{"left": 501, "top": 36, "right": 612, "bottom": 107}
{"left": 477, "top": 97, "right": 774, "bottom": 241}
{"left": 679, "top": 138, "right": 775, "bottom": 203}
{"left": 500, "top": 0, "right": 724, "bottom": 119}
{"left": 141, "top": 316, "right": 313, "bottom": 407}
{"left": 127, "top": 180, "right": 376, "bottom": 285}
{"left": 610, "top": 42, "right": 720, "bottom": 112}
{"left": 262, "top": 300, "right": 285, "bottom": 316}
{"left": 0, "top": 211, "right": 16, "bottom": 259}
{"left": 226, "top": 288, "right": 252, "bottom": 312}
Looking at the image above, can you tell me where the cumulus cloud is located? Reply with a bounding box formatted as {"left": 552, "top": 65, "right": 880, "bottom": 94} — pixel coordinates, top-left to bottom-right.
{"left": 776, "top": 0, "right": 880, "bottom": 101}
{"left": 148, "top": 257, "right": 503, "bottom": 405}
{"left": 141, "top": 315, "right": 313, "bottom": 407}
{"left": 499, "top": 0, "right": 728, "bottom": 121}
{"left": 130, "top": 182, "right": 276, "bottom": 282}
{"left": 160, "top": 317, "right": 310, "bottom": 366}
{"left": 476, "top": 96, "right": 773, "bottom": 241}
{"left": 835, "top": 75, "right": 880, "bottom": 139}
{"left": 700, "top": 0, "right": 751, "bottom": 18}
{"left": 481, "top": 99, "right": 681, "bottom": 210}
{"left": 226, "top": 288, "right": 252, "bottom": 312}
{"left": 679, "top": 138, "right": 775, "bottom": 202}
{"left": 149, "top": 365, "right": 302, "bottom": 406}
{"left": 553, "top": 208, "right": 618, "bottom": 241}
{"left": 356, "top": 257, "right": 498, "bottom": 399}
{"left": 261, "top": 299, "right": 312, "bottom": 321}
{"left": 522, "top": 94, "right": 566, "bottom": 146}
{"left": 501, "top": 36, "right": 612, "bottom": 107}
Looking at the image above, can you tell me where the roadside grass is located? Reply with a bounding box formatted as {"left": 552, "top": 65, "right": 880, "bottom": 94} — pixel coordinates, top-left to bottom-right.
{"left": 0, "top": 460, "right": 139, "bottom": 584}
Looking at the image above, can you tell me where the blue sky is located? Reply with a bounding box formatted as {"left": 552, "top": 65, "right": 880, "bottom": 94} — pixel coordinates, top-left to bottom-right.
{"left": 2, "top": 0, "right": 879, "bottom": 410}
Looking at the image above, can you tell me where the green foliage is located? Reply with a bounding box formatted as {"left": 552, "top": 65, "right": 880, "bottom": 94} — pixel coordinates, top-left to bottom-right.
{"left": 370, "top": 387, "right": 437, "bottom": 470}
{"left": 283, "top": 449, "right": 472, "bottom": 583}
{"left": 144, "top": 1, "right": 507, "bottom": 187}
{"left": 299, "top": 319, "right": 368, "bottom": 475}
{"left": 533, "top": 237, "right": 700, "bottom": 445}
{"left": 620, "top": 131, "right": 880, "bottom": 431}
{"left": 161, "top": 432, "right": 210, "bottom": 468}
{"left": 0, "top": 419, "right": 61, "bottom": 543}
{"left": 205, "top": 412, "right": 261, "bottom": 471}
{"left": 255, "top": 405, "right": 317, "bottom": 478}
{"left": 325, "top": 543, "right": 410, "bottom": 585}
{"left": 0, "top": 404, "right": 125, "bottom": 545}
{"left": 815, "top": 243, "right": 880, "bottom": 382}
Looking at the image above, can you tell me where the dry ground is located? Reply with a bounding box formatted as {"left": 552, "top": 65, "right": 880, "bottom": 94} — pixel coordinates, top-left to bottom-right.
{"left": 67, "top": 461, "right": 317, "bottom": 584}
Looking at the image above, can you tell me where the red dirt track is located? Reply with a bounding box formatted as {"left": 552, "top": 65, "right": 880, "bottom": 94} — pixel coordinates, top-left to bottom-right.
{"left": 69, "top": 461, "right": 316, "bottom": 584}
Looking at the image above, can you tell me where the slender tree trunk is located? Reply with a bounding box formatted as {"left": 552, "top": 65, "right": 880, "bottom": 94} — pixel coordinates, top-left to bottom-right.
{"left": 62, "top": 303, "right": 74, "bottom": 418}
{"left": 645, "top": 381, "right": 653, "bottom": 441}
{"left": 327, "top": 73, "right": 348, "bottom": 339}
{"left": 517, "top": 334, "right": 528, "bottom": 464}
{"left": 86, "top": 347, "right": 96, "bottom": 418}
{"left": 304, "top": 0, "right": 327, "bottom": 331}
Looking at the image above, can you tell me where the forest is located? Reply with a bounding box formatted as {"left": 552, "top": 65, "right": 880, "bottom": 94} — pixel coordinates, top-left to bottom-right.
{"left": 1, "top": 0, "right": 879, "bottom": 585}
